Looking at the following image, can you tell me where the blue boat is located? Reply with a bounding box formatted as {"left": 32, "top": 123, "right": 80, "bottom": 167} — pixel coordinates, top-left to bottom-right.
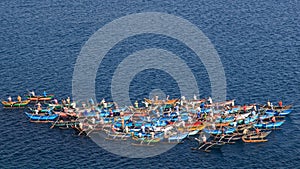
{"left": 228, "top": 107, "right": 240, "bottom": 113}
{"left": 215, "top": 116, "right": 235, "bottom": 123}
{"left": 168, "top": 133, "right": 188, "bottom": 143}
{"left": 203, "top": 127, "right": 236, "bottom": 135}
{"left": 114, "top": 122, "right": 133, "bottom": 128}
{"left": 253, "top": 120, "right": 285, "bottom": 129}
{"left": 259, "top": 113, "right": 274, "bottom": 120}
{"left": 244, "top": 114, "right": 258, "bottom": 124}
{"left": 24, "top": 112, "right": 59, "bottom": 122}
{"left": 266, "top": 109, "right": 292, "bottom": 116}
{"left": 153, "top": 120, "right": 168, "bottom": 127}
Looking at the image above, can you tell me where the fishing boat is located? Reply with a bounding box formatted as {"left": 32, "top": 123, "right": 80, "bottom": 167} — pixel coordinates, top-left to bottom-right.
{"left": 144, "top": 98, "right": 179, "bottom": 106}
{"left": 206, "top": 100, "right": 235, "bottom": 107}
{"left": 188, "top": 130, "right": 200, "bottom": 136}
{"left": 26, "top": 94, "right": 54, "bottom": 101}
{"left": 203, "top": 127, "right": 236, "bottom": 135}
{"left": 105, "top": 132, "right": 131, "bottom": 141}
{"left": 131, "top": 132, "right": 164, "bottom": 146}
{"left": 28, "top": 107, "right": 54, "bottom": 113}
{"left": 261, "top": 105, "right": 292, "bottom": 111}
{"left": 265, "top": 109, "right": 292, "bottom": 116}
{"left": 167, "top": 132, "right": 188, "bottom": 143}
{"left": 241, "top": 131, "right": 271, "bottom": 143}
{"left": 193, "top": 136, "right": 226, "bottom": 152}
{"left": 253, "top": 120, "right": 285, "bottom": 129}
{"left": 51, "top": 120, "right": 80, "bottom": 129}
{"left": 24, "top": 112, "right": 59, "bottom": 122}
{"left": 2, "top": 100, "right": 30, "bottom": 108}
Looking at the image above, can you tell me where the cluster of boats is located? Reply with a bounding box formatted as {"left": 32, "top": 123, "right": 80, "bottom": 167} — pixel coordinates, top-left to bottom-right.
{"left": 1, "top": 92, "right": 293, "bottom": 152}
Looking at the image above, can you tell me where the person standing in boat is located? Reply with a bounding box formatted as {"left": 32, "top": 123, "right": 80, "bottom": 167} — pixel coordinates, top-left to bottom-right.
{"left": 255, "top": 128, "right": 261, "bottom": 136}
{"left": 109, "top": 109, "right": 113, "bottom": 117}
{"left": 17, "top": 95, "right": 22, "bottom": 102}
{"left": 267, "top": 100, "right": 271, "bottom": 108}
{"left": 243, "top": 104, "right": 247, "bottom": 112}
{"left": 242, "top": 128, "right": 249, "bottom": 135}
{"left": 37, "top": 102, "right": 42, "bottom": 112}
{"left": 43, "top": 91, "right": 47, "bottom": 97}
{"left": 144, "top": 101, "right": 149, "bottom": 108}
{"left": 66, "top": 97, "right": 71, "bottom": 105}
{"left": 270, "top": 103, "right": 274, "bottom": 110}
{"left": 278, "top": 100, "right": 283, "bottom": 108}
{"left": 141, "top": 124, "right": 146, "bottom": 134}
{"left": 271, "top": 116, "right": 276, "bottom": 123}
{"left": 8, "top": 96, "right": 12, "bottom": 103}
{"left": 208, "top": 97, "right": 213, "bottom": 104}
{"left": 46, "top": 107, "right": 52, "bottom": 115}
{"left": 30, "top": 91, "right": 35, "bottom": 97}
{"left": 201, "top": 134, "right": 207, "bottom": 143}
{"left": 256, "top": 104, "right": 260, "bottom": 113}
{"left": 134, "top": 100, "right": 139, "bottom": 108}
{"left": 53, "top": 98, "right": 58, "bottom": 105}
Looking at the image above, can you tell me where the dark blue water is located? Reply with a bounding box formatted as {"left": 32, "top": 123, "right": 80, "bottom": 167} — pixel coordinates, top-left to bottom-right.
{"left": 1, "top": 0, "right": 299, "bottom": 168}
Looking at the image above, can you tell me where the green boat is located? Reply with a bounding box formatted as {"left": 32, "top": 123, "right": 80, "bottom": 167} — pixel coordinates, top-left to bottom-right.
{"left": 2, "top": 100, "right": 31, "bottom": 108}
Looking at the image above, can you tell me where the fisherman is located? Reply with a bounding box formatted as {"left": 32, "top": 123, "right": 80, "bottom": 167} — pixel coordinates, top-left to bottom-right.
{"left": 271, "top": 116, "right": 276, "bottom": 123}
{"left": 208, "top": 97, "right": 213, "bottom": 104}
{"left": 138, "top": 132, "right": 142, "bottom": 138}
{"left": 197, "top": 111, "right": 201, "bottom": 119}
{"left": 251, "top": 109, "right": 256, "bottom": 116}
{"left": 243, "top": 104, "right": 247, "bottom": 112}
{"left": 62, "top": 99, "right": 66, "bottom": 105}
{"left": 267, "top": 100, "right": 271, "bottom": 108}
{"left": 144, "top": 101, "right": 149, "bottom": 108}
{"left": 193, "top": 94, "right": 197, "bottom": 100}
{"left": 47, "top": 107, "right": 52, "bottom": 115}
{"left": 255, "top": 128, "right": 260, "bottom": 135}
{"left": 8, "top": 96, "right": 12, "bottom": 102}
{"left": 256, "top": 104, "right": 260, "bottom": 113}
{"left": 43, "top": 91, "right": 47, "bottom": 97}
{"left": 200, "top": 102, "right": 205, "bottom": 109}
{"left": 270, "top": 103, "right": 274, "bottom": 110}
{"left": 134, "top": 100, "right": 139, "bottom": 108}
{"left": 82, "top": 102, "right": 86, "bottom": 108}
{"left": 37, "top": 102, "right": 42, "bottom": 112}
{"left": 141, "top": 124, "right": 146, "bottom": 133}
{"left": 109, "top": 109, "right": 113, "bottom": 117}
{"left": 166, "top": 95, "right": 169, "bottom": 101}
{"left": 146, "top": 116, "right": 151, "bottom": 122}
{"left": 30, "top": 90, "right": 35, "bottom": 97}
{"left": 175, "top": 104, "right": 179, "bottom": 112}
{"left": 17, "top": 95, "right": 21, "bottom": 102}
{"left": 203, "top": 112, "right": 207, "bottom": 121}
{"left": 151, "top": 131, "right": 155, "bottom": 139}
{"left": 100, "top": 98, "right": 105, "bottom": 105}
{"left": 156, "top": 110, "right": 160, "bottom": 118}
{"left": 71, "top": 101, "right": 76, "bottom": 109}
{"left": 243, "top": 128, "right": 249, "bottom": 135}
{"left": 66, "top": 97, "right": 71, "bottom": 105}
{"left": 89, "top": 98, "right": 94, "bottom": 105}
{"left": 53, "top": 98, "right": 58, "bottom": 104}
{"left": 278, "top": 100, "right": 283, "bottom": 108}
{"left": 201, "top": 134, "right": 207, "bottom": 143}
{"left": 103, "top": 101, "right": 107, "bottom": 109}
